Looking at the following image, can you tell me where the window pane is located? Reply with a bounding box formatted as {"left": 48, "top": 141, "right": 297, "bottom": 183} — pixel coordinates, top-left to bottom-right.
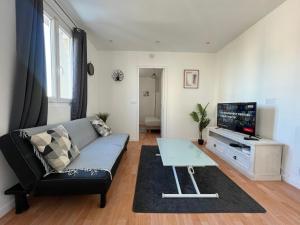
{"left": 43, "top": 14, "right": 53, "bottom": 97}
{"left": 59, "top": 27, "right": 72, "bottom": 99}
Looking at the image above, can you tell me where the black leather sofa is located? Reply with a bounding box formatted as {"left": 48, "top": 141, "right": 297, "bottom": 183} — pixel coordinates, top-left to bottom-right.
{"left": 0, "top": 117, "right": 129, "bottom": 214}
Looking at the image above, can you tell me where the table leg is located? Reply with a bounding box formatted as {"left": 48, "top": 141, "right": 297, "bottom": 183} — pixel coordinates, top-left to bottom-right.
{"left": 172, "top": 166, "right": 182, "bottom": 194}
{"left": 162, "top": 166, "right": 219, "bottom": 198}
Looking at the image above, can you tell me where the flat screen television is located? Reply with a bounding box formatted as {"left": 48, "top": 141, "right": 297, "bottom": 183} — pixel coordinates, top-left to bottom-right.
{"left": 217, "top": 102, "right": 257, "bottom": 136}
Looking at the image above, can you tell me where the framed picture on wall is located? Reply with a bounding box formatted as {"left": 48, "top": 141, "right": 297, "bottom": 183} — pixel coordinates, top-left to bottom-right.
{"left": 183, "top": 69, "right": 199, "bottom": 89}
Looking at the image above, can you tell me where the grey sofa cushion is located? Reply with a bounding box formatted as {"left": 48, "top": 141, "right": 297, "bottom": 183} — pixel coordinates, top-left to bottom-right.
{"left": 63, "top": 117, "right": 99, "bottom": 150}
{"left": 67, "top": 133, "right": 129, "bottom": 173}
{"left": 22, "top": 117, "right": 99, "bottom": 150}
{"left": 94, "top": 133, "right": 129, "bottom": 147}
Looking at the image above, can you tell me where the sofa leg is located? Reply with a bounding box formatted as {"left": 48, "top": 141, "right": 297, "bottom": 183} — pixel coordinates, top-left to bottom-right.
{"left": 15, "top": 193, "right": 29, "bottom": 214}
{"left": 100, "top": 193, "right": 106, "bottom": 208}
{"left": 4, "top": 184, "right": 29, "bottom": 214}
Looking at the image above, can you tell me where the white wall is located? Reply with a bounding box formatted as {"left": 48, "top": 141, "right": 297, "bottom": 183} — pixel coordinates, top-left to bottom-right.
{"left": 98, "top": 51, "right": 218, "bottom": 141}
{"left": 0, "top": 0, "right": 18, "bottom": 217}
{"left": 139, "top": 77, "right": 156, "bottom": 124}
{"left": 217, "top": 0, "right": 300, "bottom": 188}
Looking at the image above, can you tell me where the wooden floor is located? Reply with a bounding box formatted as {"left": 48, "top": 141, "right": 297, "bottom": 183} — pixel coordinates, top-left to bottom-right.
{"left": 1, "top": 133, "right": 300, "bottom": 225}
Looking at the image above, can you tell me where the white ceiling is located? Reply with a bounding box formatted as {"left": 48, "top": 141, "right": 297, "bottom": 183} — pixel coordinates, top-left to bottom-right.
{"left": 61, "top": 0, "right": 285, "bottom": 52}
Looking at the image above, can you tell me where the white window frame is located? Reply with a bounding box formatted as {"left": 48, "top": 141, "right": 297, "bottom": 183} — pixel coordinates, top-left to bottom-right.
{"left": 57, "top": 25, "right": 73, "bottom": 102}
{"left": 44, "top": 5, "right": 73, "bottom": 103}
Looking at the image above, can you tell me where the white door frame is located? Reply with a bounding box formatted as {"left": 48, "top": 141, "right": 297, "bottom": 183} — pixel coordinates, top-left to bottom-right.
{"left": 137, "top": 66, "right": 168, "bottom": 140}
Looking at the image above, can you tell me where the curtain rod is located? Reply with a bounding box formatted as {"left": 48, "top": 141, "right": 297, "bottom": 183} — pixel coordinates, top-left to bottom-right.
{"left": 53, "top": 0, "right": 78, "bottom": 29}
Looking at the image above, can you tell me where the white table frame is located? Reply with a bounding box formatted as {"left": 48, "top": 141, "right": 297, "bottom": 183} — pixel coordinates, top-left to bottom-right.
{"left": 162, "top": 165, "right": 219, "bottom": 198}
{"left": 156, "top": 153, "right": 219, "bottom": 199}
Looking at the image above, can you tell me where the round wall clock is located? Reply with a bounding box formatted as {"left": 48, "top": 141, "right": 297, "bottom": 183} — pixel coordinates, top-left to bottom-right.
{"left": 112, "top": 69, "right": 124, "bottom": 81}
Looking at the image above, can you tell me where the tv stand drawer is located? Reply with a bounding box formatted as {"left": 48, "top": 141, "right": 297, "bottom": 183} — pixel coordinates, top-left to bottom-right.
{"left": 207, "top": 138, "right": 225, "bottom": 154}
{"left": 225, "top": 148, "right": 250, "bottom": 170}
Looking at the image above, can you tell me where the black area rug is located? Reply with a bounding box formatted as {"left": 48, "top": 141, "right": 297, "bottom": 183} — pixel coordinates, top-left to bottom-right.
{"left": 133, "top": 146, "right": 266, "bottom": 213}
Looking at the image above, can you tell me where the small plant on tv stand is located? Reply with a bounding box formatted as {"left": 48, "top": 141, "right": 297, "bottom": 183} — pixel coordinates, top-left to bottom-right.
{"left": 190, "top": 103, "right": 211, "bottom": 145}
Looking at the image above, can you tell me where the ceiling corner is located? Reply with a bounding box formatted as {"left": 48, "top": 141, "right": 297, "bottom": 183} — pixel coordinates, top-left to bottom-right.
{"left": 55, "top": 0, "right": 101, "bottom": 50}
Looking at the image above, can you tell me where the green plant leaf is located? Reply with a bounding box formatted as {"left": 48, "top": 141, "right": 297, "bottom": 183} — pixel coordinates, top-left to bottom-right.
{"left": 199, "top": 118, "right": 210, "bottom": 132}
{"left": 97, "top": 112, "right": 110, "bottom": 122}
{"left": 203, "top": 103, "right": 209, "bottom": 111}
{"left": 197, "top": 104, "right": 204, "bottom": 115}
{"left": 190, "top": 111, "right": 200, "bottom": 122}
{"left": 203, "top": 103, "right": 209, "bottom": 117}
{"left": 190, "top": 102, "right": 210, "bottom": 133}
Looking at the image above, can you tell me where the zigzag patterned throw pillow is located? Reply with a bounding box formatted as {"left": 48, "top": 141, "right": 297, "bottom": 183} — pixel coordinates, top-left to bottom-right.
{"left": 29, "top": 125, "right": 80, "bottom": 172}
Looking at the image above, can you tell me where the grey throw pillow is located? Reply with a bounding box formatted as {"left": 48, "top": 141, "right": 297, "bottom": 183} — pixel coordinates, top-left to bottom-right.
{"left": 28, "top": 125, "right": 80, "bottom": 172}
{"left": 91, "top": 118, "right": 112, "bottom": 137}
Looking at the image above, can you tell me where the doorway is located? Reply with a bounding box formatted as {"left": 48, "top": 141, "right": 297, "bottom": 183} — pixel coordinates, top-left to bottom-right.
{"left": 139, "top": 68, "right": 163, "bottom": 139}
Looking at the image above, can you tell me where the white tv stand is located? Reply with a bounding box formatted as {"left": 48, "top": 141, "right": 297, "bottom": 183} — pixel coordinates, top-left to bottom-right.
{"left": 206, "top": 127, "right": 283, "bottom": 181}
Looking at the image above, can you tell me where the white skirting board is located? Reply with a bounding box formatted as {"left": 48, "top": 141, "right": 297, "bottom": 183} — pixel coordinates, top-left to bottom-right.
{"left": 283, "top": 175, "right": 300, "bottom": 190}
{"left": 0, "top": 198, "right": 14, "bottom": 218}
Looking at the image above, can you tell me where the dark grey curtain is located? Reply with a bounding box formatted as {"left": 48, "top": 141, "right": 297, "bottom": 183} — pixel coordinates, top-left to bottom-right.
{"left": 9, "top": 0, "right": 48, "bottom": 130}
{"left": 71, "top": 28, "right": 87, "bottom": 120}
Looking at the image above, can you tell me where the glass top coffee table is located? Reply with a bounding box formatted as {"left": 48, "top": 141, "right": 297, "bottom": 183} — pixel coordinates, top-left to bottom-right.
{"left": 157, "top": 138, "right": 219, "bottom": 198}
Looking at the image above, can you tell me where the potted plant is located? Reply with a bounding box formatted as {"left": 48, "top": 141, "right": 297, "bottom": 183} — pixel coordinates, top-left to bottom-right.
{"left": 190, "top": 103, "right": 211, "bottom": 145}
{"left": 96, "top": 112, "right": 110, "bottom": 122}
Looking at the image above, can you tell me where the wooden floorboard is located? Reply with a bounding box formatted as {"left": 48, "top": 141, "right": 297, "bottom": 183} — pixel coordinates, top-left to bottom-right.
{"left": 1, "top": 132, "right": 300, "bottom": 225}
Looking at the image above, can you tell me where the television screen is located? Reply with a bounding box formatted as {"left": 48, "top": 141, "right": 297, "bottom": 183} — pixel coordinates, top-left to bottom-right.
{"left": 217, "top": 102, "right": 257, "bottom": 135}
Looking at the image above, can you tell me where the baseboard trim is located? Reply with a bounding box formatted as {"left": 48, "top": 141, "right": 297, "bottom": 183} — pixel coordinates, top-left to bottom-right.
{"left": 252, "top": 174, "right": 282, "bottom": 181}
{"left": 282, "top": 175, "right": 300, "bottom": 189}
{"left": 0, "top": 198, "right": 14, "bottom": 218}
{"left": 130, "top": 138, "right": 139, "bottom": 142}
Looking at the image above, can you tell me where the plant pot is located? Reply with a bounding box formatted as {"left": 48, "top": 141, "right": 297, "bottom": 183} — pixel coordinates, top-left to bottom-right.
{"left": 198, "top": 139, "right": 204, "bottom": 145}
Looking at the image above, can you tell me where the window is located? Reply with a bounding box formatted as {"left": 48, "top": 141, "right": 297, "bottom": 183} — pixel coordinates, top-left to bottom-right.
{"left": 43, "top": 12, "right": 73, "bottom": 102}
{"left": 58, "top": 27, "right": 72, "bottom": 99}
{"left": 43, "top": 14, "right": 53, "bottom": 97}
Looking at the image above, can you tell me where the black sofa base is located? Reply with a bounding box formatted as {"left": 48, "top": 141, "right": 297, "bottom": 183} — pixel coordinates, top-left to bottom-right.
{"left": 5, "top": 184, "right": 107, "bottom": 214}
{"left": 100, "top": 193, "right": 106, "bottom": 208}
